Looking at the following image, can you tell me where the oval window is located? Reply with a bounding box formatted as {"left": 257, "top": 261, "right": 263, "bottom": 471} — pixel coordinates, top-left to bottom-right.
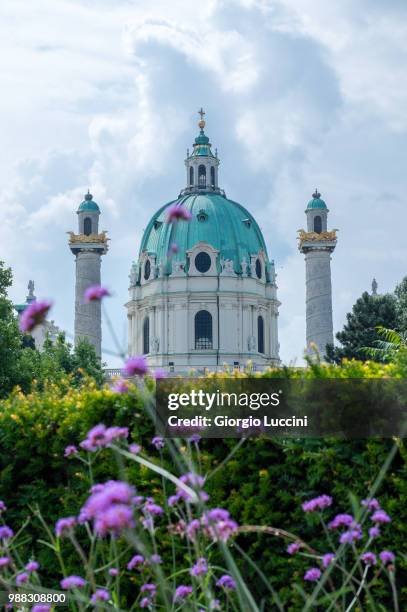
{"left": 195, "top": 252, "right": 211, "bottom": 273}
{"left": 144, "top": 260, "right": 151, "bottom": 280}
{"left": 255, "top": 259, "right": 262, "bottom": 279}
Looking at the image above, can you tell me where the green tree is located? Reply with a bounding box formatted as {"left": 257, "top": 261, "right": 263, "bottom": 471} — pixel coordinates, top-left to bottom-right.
{"left": 0, "top": 261, "right": 30, "bottom": 396}
{"left": 395, "top": 276, "right": 407, "bottom": 332}
{"left": 326, "top": 291, "right": 398, "bottom": 363}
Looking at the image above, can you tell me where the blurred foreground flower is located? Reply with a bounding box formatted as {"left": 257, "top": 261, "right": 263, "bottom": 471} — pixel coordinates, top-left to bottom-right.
{"left": 84, "top": 285, "right": 110, "bottom": 303}
{"left": 123, "top": 356, "right": 148, "bottom": 377}
{"left": 166, "top": 204, "right": 192, "bottom": 223}
{"left": 19, "top": 300, "right": 52, "bottom": 333}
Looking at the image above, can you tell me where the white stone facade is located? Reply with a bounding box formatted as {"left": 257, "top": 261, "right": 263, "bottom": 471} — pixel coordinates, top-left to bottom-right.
{"left": 126, "top": 247, "right": 280, "bottom": 374}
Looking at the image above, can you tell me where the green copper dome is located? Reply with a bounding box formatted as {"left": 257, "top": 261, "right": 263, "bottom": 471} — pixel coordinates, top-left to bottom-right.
{"left": 139, "top": 193, "right": 271, "bottom": 278}
{"left": 77, "top": 192, "right": 100, "bottom": 213}
{"left": 306, "top": 190, "right": 327, "bottom": 210}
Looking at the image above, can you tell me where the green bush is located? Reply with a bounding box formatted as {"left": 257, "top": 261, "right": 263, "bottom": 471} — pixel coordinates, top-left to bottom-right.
{"left": 0, "top": 354, "right": 406, "bottom": 607}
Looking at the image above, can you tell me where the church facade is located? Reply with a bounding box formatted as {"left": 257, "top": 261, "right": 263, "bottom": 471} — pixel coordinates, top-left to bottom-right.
{"left": 125, "top": 112, "right": 280, "bottom": 372}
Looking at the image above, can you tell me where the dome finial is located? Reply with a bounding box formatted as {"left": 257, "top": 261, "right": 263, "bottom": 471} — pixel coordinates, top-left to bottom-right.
{"left": 85, "top": 190, "right": 93, "bottom": 201}
{"left": 198, "top": 107, "right": 206, "bottom": 130}
{"left": 312, "top": 188, "right": 321, "bottom": 199}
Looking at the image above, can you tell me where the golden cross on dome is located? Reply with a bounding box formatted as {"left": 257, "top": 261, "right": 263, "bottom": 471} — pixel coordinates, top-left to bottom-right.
{"left": 198, "top": 107, "right": 205, "bottom": 121}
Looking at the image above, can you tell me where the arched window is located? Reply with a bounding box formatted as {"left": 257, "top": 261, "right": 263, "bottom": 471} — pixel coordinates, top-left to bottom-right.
{"left": 210, "top": 166, "right": 215, "bottom": 187}
{"left": 314, "top": 215, "right": 322, "bottom": 234}
{"left": 189, "top": 166, "right": 194, "bottom": 186}
{"left": 144, "top": 260, "right": 151, "bottom": 281}
{"left": 84, "top": 217, "right": 92, "bottom": 236}
{"left": 195, "top": 252, "right": 211, "bottom": 273}
{"left": 198, "top": 165, "right": 206, "bottom": 188}
{"left": 143, "top": 317, "right": 150, "bottom": 354}
{"left": 255, "top": 259, "right": 262, "bottom": 279}
{"left": 258, "top": 315, "right": 265, "bottom": 354}
{"left": 195, "top": 310, "right": 212, "bottom": 349}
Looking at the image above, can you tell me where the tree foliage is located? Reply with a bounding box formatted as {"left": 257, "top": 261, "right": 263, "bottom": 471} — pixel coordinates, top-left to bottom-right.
{"left": 0, "top": 260, "right": 104, "bottom": 396}
{"left": 327, "top": 290, "right": 399, "bottom": 363}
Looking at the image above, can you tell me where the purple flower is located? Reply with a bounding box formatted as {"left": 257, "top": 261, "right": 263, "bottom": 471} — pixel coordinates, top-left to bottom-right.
{"left": 362, "top": 498, "right": 381, "bottom": 512}
{"left": 91, "top": 589, "right": 110, "bottom": 604}
{"left": 322, "top": 553, "right": 335, "bottom": 568}
{"left": 80, "top": 424, "right": 108, "bottom": 451}
{"left": 340, "top": 528, "right": 362, "bottom": 544}
{"left": 174, "top": 585, "right": 193, "bottom": 601}
{"left": 0, "top": 501, "right": 7, "bottom": 513}
{"left": 380, "top": 550, "right": 395, "bottom": 565}
{"left": 127, "top": 554, "right": 144, "bottom": 570}
{"left": 189, "top": 433, "right": 201, "bottom": 443}
{"left": 16, "top": 572, "right": 29, "bottom": 586}
{"left": 64, "top": 445, "right": 78, "bottom": 458}
{"left": 152, "top": 436, "right": 165, "bottom": 450}
{"left": 144, "top": 500, "right": 164, "bottom": 516}
{"left": 166, "top": 205, "right": 192, "bottom": 223}
{"left": 123, "top": 355, "right": 148, "bottom": 377}
{"left": 140, "top": 583, "right": 157, "bottom": 594}
{"left": 371, "top": 510, "right": 391, "bottom": 524}
{"left": 111, "top": 379, "right": 130, "bottom": 394}
{"left": 216, "top": 575, "right": 236, "bottom": 590}
{"left": 55, "top": 516, "right": 76, "bottom": 537}
{"left": 168, "top": 242, "right": 179, "bottom": 255}
{"left": 0, "top": 526, "right": 13, "bottom": 540}
{"left": 186, "top": 519, "right": 201, "bottom": 541}
{"left": 328, "top": 514, "right": 355, "bottom": 530}
{"left": 0, "top": 557, "right": 10, "bottom": 568}
{"left": 190, "top": 557, "right": 208, "bottom": 576}
{"left": 153, "top": 368, "right": 167, "bottom": 380}
{"left": 19, "top": 300, "right": 52, "bottom": 332}
{"left": 287, "top": 542, "right": 301, "bottom": 555}
{"left": 84, "top": 285, "right": 110, "bottom": 303}
{"left": 361, "top": 552, "right": 377, "bottom": 565}
{"left": 129, "top": 443, "right": 141, "bottom": 454}
{"left": 60, "top": 575, "right": 86, "bottom": 589}
{"left": 168, "top": 494, "right": 180, "bottom": 506}
{"left": 302, "top": 495, "right": 332, "bottom": 513}
{"left": 369, "top": 526, "right": 380, "bottom": 538}
{"left": 104, "top": 426, "right": 129, "bottom": 444}
{"left": 140, "top": 598, "right": 151, "bottom": 608}
{"left": 202, "top": 508, "right": 238, "bottom": 542}
{"left": 304, "top": 568, "right": 321, "bottom": 582}
{"left": 32, "top": 606, "right": 51, "bottom": 612}
{"left": 108, "top": 567, "right": 119, "bottom": 576}
{"left": 25, "top": 560, "right": 39, "bottom": 573}
{"left": 150, "top": 554, "right": 162, "bottom": 564}
{"left": 94, "top": 503, "right": 134, "bottom": 536}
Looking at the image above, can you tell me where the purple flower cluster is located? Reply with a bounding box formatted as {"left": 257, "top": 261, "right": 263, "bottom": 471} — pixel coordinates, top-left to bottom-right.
{"left": 91, "top": 589, "right": 110, "bottom": 604}
{"left": 0, "top": 526, "right": 13, "bottom": 541}
{"left": 287, "top": 542, "right": 301, "bottom": 555}
{"left": 60, "top": 575, "right": 86, "bottom": 589}
{"left": 127, "top": 554, "right": 144, "bottom": 570}
{"left": 361, "top": 552, "right": 377, "bottom": 566}
{"left": 322, "top": 553, "right": 335, "bottom": 568}
{"left": 55, "top": 516, "right": 76, "bottom": 537}
{"left": 304, "top": 568, "right": 321, "bottom": 582}
{"left": 64, "top": 445, "right": 78, "bottom": 458}
{"left": 79, "top": 424, "right": 128, "bottom": 452}
{"left": 84, "top": 285, "right": 110, "bottom": 303}
{"left": 174, "top": 585, "right": 193, "bottom": 601}
{"left": 169, "top": 472, "right": 209, "bottom": 506}
{"left": 111, "top": 379, "right": 130, "bottom": 394}
{"left": 25, "top": 560, "right": 39, "bottom": 573}
{"left": 151, "top": 436, "right": 165, "bottom": 450}
{"left": 166, "top": 204, "right": 192, "bottom": 223}
{"left": 380, "top": 550, "right": 395, "bottom": 565}
{"left": 216, "top": 575, "right": 236, "bottom": 590}
{"left": 190, "top": 557, "right": 208, "bottom": 576}
{"left": 123, "top": 356, "right": 148, "bottom": 377}
{"left": 140, "top": 583, "right": 157, "bottom": 608}
{"left": 302, "top": 495, "right": 332, "bottom": 513}
{"left": 79, "top": 480, "right": 135, "bottom": 536}
{"left": 19, "top": 300, "right": 52, "bottom": 333}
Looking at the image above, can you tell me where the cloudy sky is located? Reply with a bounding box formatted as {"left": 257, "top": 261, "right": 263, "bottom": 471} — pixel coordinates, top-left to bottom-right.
{"left": 1, "top": 0, "right": 406, "bottom": 366}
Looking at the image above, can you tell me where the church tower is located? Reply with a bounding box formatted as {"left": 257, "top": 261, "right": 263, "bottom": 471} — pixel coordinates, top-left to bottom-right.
{"left": 298, "top": 190, "right": 337, "bottom": 357}
{"left": 68, "top": 192, "right": 109, "bottom": 357}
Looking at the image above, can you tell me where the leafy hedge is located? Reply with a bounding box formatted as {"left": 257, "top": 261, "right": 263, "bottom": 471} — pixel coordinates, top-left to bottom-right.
{"left": 0, "top": 354, "right": 406, "bottom": 607}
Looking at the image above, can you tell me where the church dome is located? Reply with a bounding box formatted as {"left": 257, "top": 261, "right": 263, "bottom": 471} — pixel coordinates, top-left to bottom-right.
{"left": 306, "top": 189, "right": 327, "bottom": 210}
{"left": 77, "top": 191, "right": 100, "bottom": 213}
{"left": 139, "top": 192, "right": 271, "bottom": 277}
